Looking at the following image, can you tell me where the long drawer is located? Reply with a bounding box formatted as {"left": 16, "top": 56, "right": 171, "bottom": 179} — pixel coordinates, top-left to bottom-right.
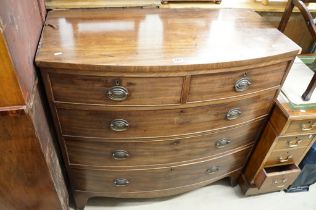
{"left": 58, "top": 89, "right": 276, "bottom": 139}
{"left": 65, "top": 120, "right": 263, "bottom": 167}
{"left": 70, "top": 146, "right": 252, "bottom": 193}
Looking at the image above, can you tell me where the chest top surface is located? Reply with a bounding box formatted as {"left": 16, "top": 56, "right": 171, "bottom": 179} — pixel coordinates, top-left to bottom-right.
{"left": 36, "top": 8, "right": 300, "bottom": 71}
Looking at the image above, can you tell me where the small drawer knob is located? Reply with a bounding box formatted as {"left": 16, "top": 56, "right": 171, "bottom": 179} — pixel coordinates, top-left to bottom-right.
{"left": 112, "top": 150, "right": 129, "bottom": 160}
{"left": 206, "top": 166, "right": 220, "bottom": 174}
{"left": 273, "top": 178, "right": 287, "bottom": 188}
{"left": 107, "top": 86, "right": 129, "bottom": 101}
{"left": 226, "top": 108, "right": 242, "bottom": 120}
{"left": 216, "top": 138, "right": 231, "bottom": 148}
{"left": 113, "top": 178, "right": 129, "bottom": 187}
{"left": 279, "top": 155, "right": 293, "bottom": 163}
{"left": 110, "top": 119, "right": 129, "bottom": 132}
{"left": 234, "top": 76, "right": 251, "bottom": 92}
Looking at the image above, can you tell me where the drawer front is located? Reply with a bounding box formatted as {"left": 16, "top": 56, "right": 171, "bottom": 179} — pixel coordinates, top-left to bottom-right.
{"left": 49, "top": 73, "right": 183, "bottom": 105}
{"left": 70, "top": 146, "right": 251, "bottom": 192}
{"left": 255, "top": 165, "right": 300, "bottom": 190}
{"left": 188, "top": 62, "right": 287, "bottom": 102}
{"left": 265, "top": 147, "right": 307, "bottom": 166}
{"left": 286, "top": 120, "right": 316, "bottom": 135}
{"left": 65, "top": 120, "right": 263, "bottom": 167}
{"left": 274, "top": 134, "right": 315, "bottom": 150}
{"left": 58, "top": 90, "right": 275, "bottom": 138}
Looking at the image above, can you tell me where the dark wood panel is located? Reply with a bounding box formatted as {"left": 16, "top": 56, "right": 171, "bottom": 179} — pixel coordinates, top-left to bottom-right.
{"left": 0, "top": 0, "right": 44, "bottom": 102}
{"left": 65, "top": 120, "right": 263, "bottom": 167}
{"left": 70, "top": 146, "right": 251, "bottom": 193}
{"left": 188, "top": 62, "right": 287, "bottom": 102}
{"left": 50, "top": 73, "right": 183, "bottom": 105}
{"left": 35, "top": 9, "right": 300, "bottom": 71}
{"left": 58, "top": 89, "right": 276, "bottom": 139}
{"left": 0, "top": 109, "right": 65, "bottom": 210}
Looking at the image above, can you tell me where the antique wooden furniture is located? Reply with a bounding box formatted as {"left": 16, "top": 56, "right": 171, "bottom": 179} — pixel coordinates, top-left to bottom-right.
{"left": 240, "top": 90, "right": 316, "bottom": 195}
{"left": 279, "top": 0, "right": 316, "bottom": 101}
{"left": 0, "top": 1, "right": 68, "bottom": 210}
{"left": 35, "top": 8, "right": 300, "bottom": 209}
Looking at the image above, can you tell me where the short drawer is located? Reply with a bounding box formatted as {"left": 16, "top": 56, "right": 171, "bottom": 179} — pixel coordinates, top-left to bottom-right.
{"left": 49, "top": 73, "right": 183, "bottom": 105}
{"left": 274, "top": 134, "right": 315, "bottom": 150}
{"left": 188, "top": 62, "right": 287, "bottom": 102}
{"left": 255, "top": 164, "right": 300, "bottom": 190}
{"left": 58, "top": 89, "right": 275, "bottom": 139}
{"left": 286, "top": 120, "right": 316, "bottom": 135}
{"left": 265, "top": 147, "right": 307, "bottom": 167}
{"left": 65, "top": 120, "right": 262, "bottom": 167}
{"left": 70, "top": 146, "right": 251, "bottom": 193}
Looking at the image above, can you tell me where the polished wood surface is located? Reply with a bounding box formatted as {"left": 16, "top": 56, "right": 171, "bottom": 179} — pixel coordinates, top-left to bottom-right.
{"left": 36, "top": 9, "right": 300, "bottom": 71}
{"left": 0, "top": 29, "right": 24, "bottom": 107}
{"left": 70, "top": 146, "right": 251, "bottom": 194}
{"left": 65, "top": 120, "right": 262, "bottom": 167}
{"left": 58, "top": 90, "right": 275, "bottom": 139}
{"left": 45, "top": 0, "right": 161, "bottom": 8}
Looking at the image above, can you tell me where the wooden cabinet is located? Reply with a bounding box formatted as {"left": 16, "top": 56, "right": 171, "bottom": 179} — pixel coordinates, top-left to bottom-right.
{"left": 240, "top": 92, "right": 316, "bottom": 195}
{"left": 35, "top": 8, "right": 300, "bottom": 210}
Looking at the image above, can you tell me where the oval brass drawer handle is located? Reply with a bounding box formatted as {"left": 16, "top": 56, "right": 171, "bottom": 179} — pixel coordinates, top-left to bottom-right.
{"left": 226, "top": 108, "right": 242, "bottom": 120}
{"left": 206, "top": 166, "right": 220, "bottom": 174}
{"left": 107, "top": 86, "right": 129, "bottom": 101}
{"left": 112, "top": 150, "right": 130, "bottom": 160}
{"left": 110, "top": 119, "right": 129, "bottom": 132}
{"left": 113, "top": 178, "right": 129, "bottom": 187}
{"left": 216, "top": 138, "right": 231, "bottom": 148}
{"left": 279, "top": 155, "right": 293, "bottom": 163}
{"left": 287, "top": 137, "right": 302, "bottom": 148}
{"left": 234, "top": 76, "right": 251, "bottom": 92}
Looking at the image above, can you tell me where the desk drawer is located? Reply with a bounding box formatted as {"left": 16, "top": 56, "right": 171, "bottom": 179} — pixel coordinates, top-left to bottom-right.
{"left": 274, "top": 134, "right": 315, "bottom": 150}
{"left": 70, "top": 146, "right": 251, "bottom": 193}
{"left": 255, "top": 164, "right": 300, "bottom": 190}
{"left": 58, "top": 90, "right": 275, "bottom": 139}
{"left": 49, "top": 73, "right": 183, "bottom": 105}
{"left": 265, "top": 147, "right": 307, "bottom": 167}
{"left": 65, "top": 120, "right": 262, "bottom": 167}
{"left": 188, "top": 62, "right": 287, "bottom": 102}
{"left": 286, "top": 120, "right": 316, "bottom": 135}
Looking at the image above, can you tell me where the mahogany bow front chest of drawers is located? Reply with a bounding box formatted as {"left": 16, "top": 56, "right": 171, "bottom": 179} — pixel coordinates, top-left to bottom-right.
{"left": 35, "top": 8, "right": 300, "bottom": 210}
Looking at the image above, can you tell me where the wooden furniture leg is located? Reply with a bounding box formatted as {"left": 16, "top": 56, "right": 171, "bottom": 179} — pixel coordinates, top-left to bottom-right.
{"left": 230, "top": 171, "right": 242, "bottom": 187}
{"left": 74, "top": 192, "right": 90, "bottom": 210}
{"left": 302, "top": 73, "right": 316, "bottom": 101}
{"left": 278, "top": 0, "right": 295, "bottom": 32}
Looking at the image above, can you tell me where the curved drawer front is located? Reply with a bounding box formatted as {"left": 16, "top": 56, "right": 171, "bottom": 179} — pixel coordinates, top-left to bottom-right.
{"left": 70, "top": 146, "right": 251, "bottom": 193}
{"left": 58, "top": 89, "right": 276, "bottom": 139}
{"left": 65, "top": 120, "right": 263, "bottom": 167}
{"left": 49, "top": 73, "right": 183, "bottom": 105}
{"left": 188, "top": 62, "right": 287, "bottom": 102}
